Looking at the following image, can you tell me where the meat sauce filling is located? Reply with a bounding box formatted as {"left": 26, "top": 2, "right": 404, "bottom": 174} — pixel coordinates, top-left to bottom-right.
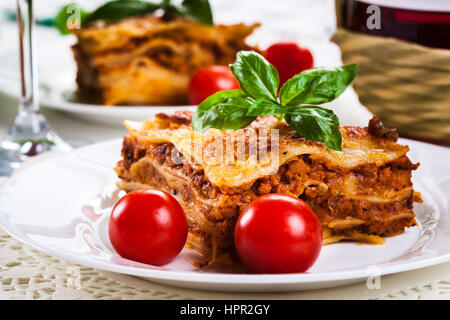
{"left": 117, "top": 137, "right": 419, "bottom": 237}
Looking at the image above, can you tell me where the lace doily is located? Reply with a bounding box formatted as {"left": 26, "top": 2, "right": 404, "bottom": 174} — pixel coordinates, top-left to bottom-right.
{"left": 0, "top": 228, "right": 193, "bottom": 299}
{"left": 1, "top": 227, "right": 450, "bottom": 300}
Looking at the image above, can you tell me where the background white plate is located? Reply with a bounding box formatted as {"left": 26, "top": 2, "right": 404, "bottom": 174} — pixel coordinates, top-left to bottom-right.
{"left": 0, "top": 138, "right": 449, "bottom": 292}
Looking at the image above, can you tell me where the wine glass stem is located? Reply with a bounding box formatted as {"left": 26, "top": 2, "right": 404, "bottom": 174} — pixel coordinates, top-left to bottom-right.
{"left": 12, "top": 0, "right": 48, "bottom": 138}
{"left": 18, "top": 0, "right": 37, "bottom": 112}
{"left": 0, "top": 0, "right": 70, "bottom": 175}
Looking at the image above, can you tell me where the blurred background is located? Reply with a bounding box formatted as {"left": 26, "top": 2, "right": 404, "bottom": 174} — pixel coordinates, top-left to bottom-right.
{"left": 0, "top": 0, "right": 449, "bottom": 148}
{"left": 0, "top": 0, "right": 352, "bottom": 148}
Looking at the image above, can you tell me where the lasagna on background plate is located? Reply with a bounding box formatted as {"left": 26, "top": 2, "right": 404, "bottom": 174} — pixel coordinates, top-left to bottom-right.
{"left": 115, "top": 111, "right": 422, "bottom": 265}
{"left": 72, "top": 15, "right": 259, "bottom": 106}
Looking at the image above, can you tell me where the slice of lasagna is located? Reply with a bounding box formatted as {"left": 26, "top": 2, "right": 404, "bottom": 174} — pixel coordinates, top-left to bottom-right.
{"left": 115, "top": 111, "right": 421, "bottom": 265}
{"left": 72, "top": 15, "right": 259, "bottom": 105}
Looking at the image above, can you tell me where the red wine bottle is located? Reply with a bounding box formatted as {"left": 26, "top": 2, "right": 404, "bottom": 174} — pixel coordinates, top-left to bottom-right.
{"left": 342, "top": 0, "right": 450, "bottom": 49}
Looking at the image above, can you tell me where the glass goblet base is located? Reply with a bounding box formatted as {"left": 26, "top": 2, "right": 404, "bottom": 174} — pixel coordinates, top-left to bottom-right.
{"left": 0, "top": 112, "right": 71, "bottom": 176}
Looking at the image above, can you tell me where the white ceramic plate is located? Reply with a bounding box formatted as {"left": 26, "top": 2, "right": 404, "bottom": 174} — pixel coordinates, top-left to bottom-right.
{"left": 0, "top": 138, "right": 449, "bottom": 292}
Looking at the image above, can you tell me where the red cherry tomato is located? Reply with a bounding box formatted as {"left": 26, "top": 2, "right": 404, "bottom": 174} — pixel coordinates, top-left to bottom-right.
{"left": 188, "top": 65, "right": 240, "bottom": 105}
{"left": 265, "top": 42, "right": 314, "bottom": 86}
{"left": 234, "top": 194, "right": 322, "bottom": 273}
{"left": 109, "top": 189, "right": 187, "bottom": 266}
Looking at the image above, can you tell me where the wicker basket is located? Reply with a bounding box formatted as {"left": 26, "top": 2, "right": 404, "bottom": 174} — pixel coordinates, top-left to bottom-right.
{"left": 331, "top": 28, "right": 450, "bottom": 144}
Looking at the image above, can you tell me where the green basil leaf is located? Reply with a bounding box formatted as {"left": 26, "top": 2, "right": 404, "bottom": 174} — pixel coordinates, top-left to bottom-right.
{"left": 178, "top": 0, "right": 213, "bottom": 25}
{"left": 160, "top": 0, "right": 173, "bottom": 8}
{"left": 284, "top": 106, "right": 342, "bottom": 151}
{"left": 54, "top": 3, "right": 89, "bottom": 35}
{"left": 192, "top": 90, "right": 255, "bottom": 131}
{"left": 246, "top": 98, "right": 285, "bottom": 117}
{"left": 230, "top": 51, "right": 279, "bottom": 102}
{"left": 279, "top": 64, "right": 358, "bottom": 106}
{"left": 83, "top": 0, "right": 160, "bottom": 26}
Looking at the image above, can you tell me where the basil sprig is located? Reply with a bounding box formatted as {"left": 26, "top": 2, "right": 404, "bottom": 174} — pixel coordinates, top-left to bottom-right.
{"left": 55, "top": 0, "right": 213, "bottom": 35}
{"left": 193, "top": 51, "right": 357, "bottom": 151}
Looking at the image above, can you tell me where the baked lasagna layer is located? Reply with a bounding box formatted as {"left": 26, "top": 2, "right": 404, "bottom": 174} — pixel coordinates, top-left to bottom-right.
{"left": 72, "top": 15, "right": 259, "bottom": 105}
{"left": 115, "top": 112, "right": 421, "bottom": 264}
